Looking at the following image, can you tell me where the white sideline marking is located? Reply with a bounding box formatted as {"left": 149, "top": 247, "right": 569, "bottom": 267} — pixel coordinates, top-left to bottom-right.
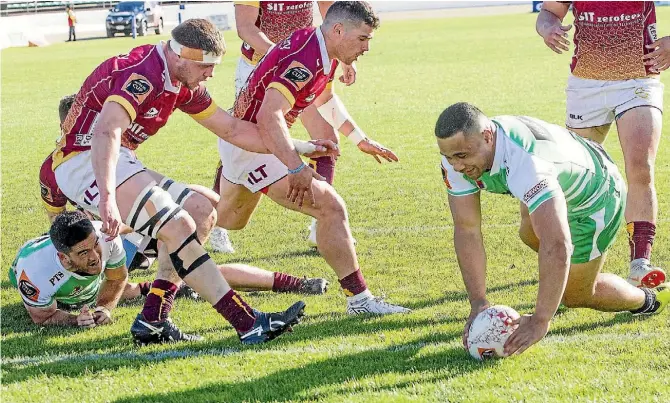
{"left": 2, "top": 332, "right": 659, "bottom": 367}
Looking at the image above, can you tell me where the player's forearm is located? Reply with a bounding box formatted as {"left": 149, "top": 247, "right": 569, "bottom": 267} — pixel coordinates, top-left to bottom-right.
{"left": 257, "top": 110, "right": 303, "bottom": 169}
{"left": 238, "top": 26, "right": 274, "bottom": 56}
{"left": 97, "top": 278, "right": 127, "bottom": 311}
{"left": 35, "top": 310, "right": 79, "bottom": 326}
{"left": 200, "top": 107, "right": 271, "bottom": 154}
{"left": 316, "top": 93, "right": 366, "bottom": 145}
{"left": 454, "top": 225, "right": 488, "bottom": 307}
{"left": 91, "top": 129, "right": 121, "bottom": 201}
{"left": 535, "top": 240, "right": 571, "bottom": 321}
{"left": 536, "top": 9, "right": 562, "bottom": 38}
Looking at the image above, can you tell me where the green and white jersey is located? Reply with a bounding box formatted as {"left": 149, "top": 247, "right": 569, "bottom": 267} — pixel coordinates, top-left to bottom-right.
{"left": 8, "top": 222, "right": 126, "bottom": 308}
{"left": 441, "top": 115, "right": 623, "bottom": 217}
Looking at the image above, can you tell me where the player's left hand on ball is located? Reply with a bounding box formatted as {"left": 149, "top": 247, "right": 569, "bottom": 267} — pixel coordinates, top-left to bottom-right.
{"left": 503, "top": 314, "right": 550, "bottom": 356}
{"left": 305, "top": 139, "right": 341, "bottom": 160}
{"left": 339, "top": 62, "right": 357, "bottom": 86}
{"left": 644, "top": 36, "right": 670, "bottom": 73}
{"left": 357, "top": 139, "right": 399, "bottom": 163}
{"left": 92, "top": 306, "right": 112, "bottom": 325}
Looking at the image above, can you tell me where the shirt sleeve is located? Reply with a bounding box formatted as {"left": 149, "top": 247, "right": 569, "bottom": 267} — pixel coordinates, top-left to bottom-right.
{"left": 506, "top": 150, "right": 562, "bottom": 214}
{"left": 16, "top": 270, "right": 55, "bottom": 307}
{"left": 105, "top": 70, "right": 158, "bottom": 121}
{"left": 105, "top": 235, "right": 127, "bottom": 269}
{"left": 178, "top": 85, "right": 217, "bottom": 121}
{"left": 440, "top": 157, "right": 479, "bottom": 197}
{"left": 268, "top": 55, "right": 316, "bottom": 107}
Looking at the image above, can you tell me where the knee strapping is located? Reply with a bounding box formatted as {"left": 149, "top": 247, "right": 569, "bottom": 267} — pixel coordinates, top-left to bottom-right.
{"left": 169, "top": 232, "right": 210, "bottom": 279}
{"left": 158, "top": 178, "right": 195, "bottom": 207}
{"left": 126, "top": 182, "right": 186, "bottom": 238}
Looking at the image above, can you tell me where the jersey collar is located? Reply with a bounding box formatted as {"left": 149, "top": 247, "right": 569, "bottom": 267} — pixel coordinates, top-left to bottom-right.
{"left": 315, "top": 27, "right": 332, "bottom": 75}
{"left": 156, "top": 41, "right": 181, "bottom": 94}
{"left": 490, "top": 121, "right": 505, "bottom": 175}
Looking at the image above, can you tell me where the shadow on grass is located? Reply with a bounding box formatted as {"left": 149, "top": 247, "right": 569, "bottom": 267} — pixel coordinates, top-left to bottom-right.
{"left": 551, "top": 311, "right": 640, "bottom": 336}
{"left": 111, "top": 331, "right": 484, "bottom": 403}
{"left": 0, "top": 278, "right": 556, "bottom": 389}
{"left": 210, "top": 248, "right": 321, "bottom": 265}
{"left": 1, "top": 306, "right": 463, "bottom": 384}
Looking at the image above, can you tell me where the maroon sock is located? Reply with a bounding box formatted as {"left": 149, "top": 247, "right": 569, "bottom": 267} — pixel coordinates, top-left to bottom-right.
{"left": 310, "top": 157, "right": 336, "bottom": 185}
{"left": 138, "top": 281, "right": 152, "bottom": 297}
{"left": 140, "top": 279, "right": 179, "bottom": 322}
{"left": 213, "top": 289, "right": 256, "bottom": 333}
{"left": 627, "top": 221, "right": 656, "bottom": 261}
{"left": 272, "top": 272, "right": 303, "bottom": 292}
{"left": 212, "top": 161, "right": 223, "bottom": 195}
{"left": 338, "top": 269, "right": 368, "bottom": 297}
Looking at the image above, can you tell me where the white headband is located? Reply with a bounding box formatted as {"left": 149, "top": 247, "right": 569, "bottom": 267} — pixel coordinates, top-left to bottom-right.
{"left": 169, "top": 39, "right": 222, "bottom": 64}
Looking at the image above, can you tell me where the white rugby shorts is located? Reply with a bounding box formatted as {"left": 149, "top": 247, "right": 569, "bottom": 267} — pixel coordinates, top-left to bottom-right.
{"left": 218, "top": 138, "right": 289, "bottom": 193}
{"left": 54, "top": 147, "right": 145, "bottom": 217}
{"left": 565, "top": 74, "right": 664, "bottom": 129}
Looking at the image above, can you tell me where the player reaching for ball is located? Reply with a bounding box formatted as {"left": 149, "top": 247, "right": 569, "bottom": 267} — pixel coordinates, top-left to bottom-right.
{"left": 435, "top": 103, "right": 669, "bottom": 356}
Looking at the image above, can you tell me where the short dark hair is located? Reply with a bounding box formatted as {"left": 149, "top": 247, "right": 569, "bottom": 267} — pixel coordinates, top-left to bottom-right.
{"left": 50, "top": 211, "right": 95, "bottom": 254}
{"left": 58, "top": 94, "right": 76, "bottom": 124}
{"left": 435, "top": 102, "right": 486, "bottom": 139}
{"left": 324, "top": 1, "right": 380, "bottom": 30}
{"left": 171, "top": 18, "right": 225, "bottom": 56}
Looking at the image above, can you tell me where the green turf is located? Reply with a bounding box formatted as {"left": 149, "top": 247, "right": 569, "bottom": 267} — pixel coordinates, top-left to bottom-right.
{"left": 3, "top": 9, "right": 670, "bottom": 403}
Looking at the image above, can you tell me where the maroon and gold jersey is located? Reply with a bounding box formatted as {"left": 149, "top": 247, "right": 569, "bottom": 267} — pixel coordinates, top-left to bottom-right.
{"left": 234, "top": 27, "right": 338, "bottom": 127}
{"left": 53, "top": 43, "right": 216, "bottom": 170}
{"left": 40, "top": 154, "right": 71, "bottom": 213}
{"left": 235, "top": 1, "right": 314, "bottom": 65}
{"left": 569, "top": 1, "right": 657, "bottom": 80}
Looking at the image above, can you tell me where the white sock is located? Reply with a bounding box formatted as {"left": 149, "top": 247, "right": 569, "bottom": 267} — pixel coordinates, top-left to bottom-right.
{"left": 631, "top": 258, "right": 650, "bottom": 267}
{"left": 346, "top": 289, "right": 372, "bottom": 303}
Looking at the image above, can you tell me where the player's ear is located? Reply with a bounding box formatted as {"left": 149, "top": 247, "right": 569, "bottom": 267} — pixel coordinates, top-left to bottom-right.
{"left": 482, "top": 128, "right": 494, "bottom": 143}
{"left": 333, "top": 22, "right": 344, "bottom": 37}
{"left": 56, "top": 251, "right": 71, "bottom": 266}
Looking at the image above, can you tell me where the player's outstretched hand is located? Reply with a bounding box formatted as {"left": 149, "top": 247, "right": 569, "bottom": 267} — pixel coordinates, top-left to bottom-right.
{"left": 304, "top": 139, "right": 341, "bottom": 160}
{"left": 77, "top": 305, "right": 96, "bottom": 328}
{"left": 340, "top": 62, "right": 357, "bottom": 86}
{"left": 644, "top": 36, "right": 670, "bottom": 73}
{"left": 541, "top": 23, "right": 572, "bottom": 54}
{"left": 357, "top": 138, "right": 399, "bottom": 164}
{"left": 93, "top": 306, "right": 112, "bottom": 325}
{"left": 287, "top": 165, "right": 323, "bottom": 208}
{"left": 99, "top": 198, "right": 122, "bottom": 241}
{"left": 503, "top": 314, "right": 550, "bottom": 356}
{"left": 463, "top": 301, "right": 489, "bottom": 349}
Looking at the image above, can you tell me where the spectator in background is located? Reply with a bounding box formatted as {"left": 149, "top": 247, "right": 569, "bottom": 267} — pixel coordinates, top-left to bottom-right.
{"left": 66, "top": 5, "right": 76, "bottom": 42}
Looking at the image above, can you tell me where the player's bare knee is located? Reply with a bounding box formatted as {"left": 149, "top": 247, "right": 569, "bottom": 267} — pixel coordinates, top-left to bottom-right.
{"left": 217, "top": 211, "right": 250, "bottom": 230}
{"left": 181, "top": 191, "right": 216, "bottom": 236}
{"left": 157, "top": 213, "right": 198, "bottom": 247}
{"left": 624, "top": 158, "right": 654, "bottom": 186}
{"left": 316, "top": 188, "right": 348, "bottom": 222}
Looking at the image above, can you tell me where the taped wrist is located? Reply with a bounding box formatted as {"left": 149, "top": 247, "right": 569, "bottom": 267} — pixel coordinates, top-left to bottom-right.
{"left": 291, "top": 139, "right": 317, "bottom": 155}
{"left": 169, "top": 232, "right": 211, "bottom": 279}
{"left": 317, "top": 93, "right": 351, "bottom": 131}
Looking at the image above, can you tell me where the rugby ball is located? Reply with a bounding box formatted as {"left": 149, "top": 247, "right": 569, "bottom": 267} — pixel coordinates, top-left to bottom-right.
{"left": 466, "top": 305, "right": 520, "bottom": 360}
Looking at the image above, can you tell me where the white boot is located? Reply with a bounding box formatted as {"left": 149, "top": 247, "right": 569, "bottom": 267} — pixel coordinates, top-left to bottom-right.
{"left": 209, "top": 227, "right": 235, "bottom": 254}
{"left": 346, "top": 290, "right": 410, "bottom": 315}
{"left": 628, "top": 258, "right": 666, "bottom": 288}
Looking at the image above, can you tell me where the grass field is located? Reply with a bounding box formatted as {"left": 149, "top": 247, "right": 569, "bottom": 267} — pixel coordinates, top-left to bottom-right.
{"left": 3, "top": 8, "right": 670, "bottom": 402}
